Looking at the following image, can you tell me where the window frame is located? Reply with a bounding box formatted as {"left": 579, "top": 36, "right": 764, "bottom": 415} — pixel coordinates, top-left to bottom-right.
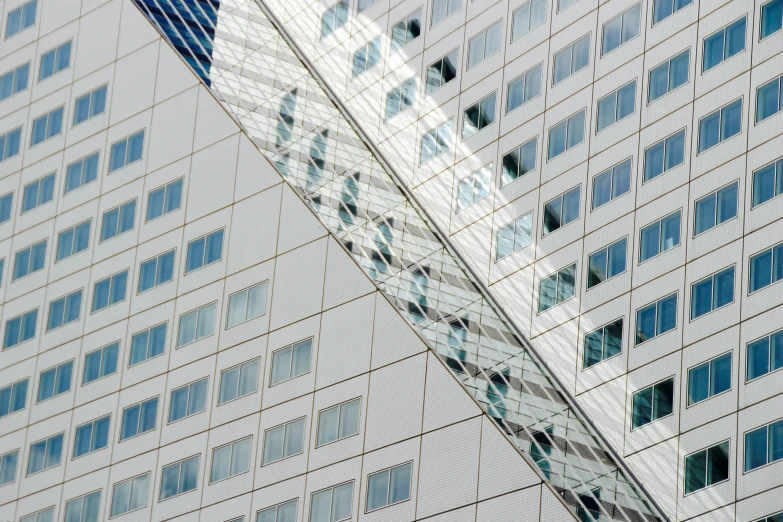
{"left": 419, "top": 118, "right": 453, "bottom": 166}
{"left": 29, "top": 105, "right": 64, "bottom": 147}
{"left": 261, "top": 416, "right": 306, "bottom": 466}
{"left": 46, "top": 288, "right": 83, "bottom": 332}
{"left": 108, "top": 129, "right": 145, "bottom": 173}
{"left": 176, "top": 301, "right": 217, "bottom": 348}
{"left": 542, "top": 185, "right": 581, "bottom": 235}
{"left": 693, "top": 180, "right": 740, "bottom": 237}
{"left": 320, "top": 0, "right": 349, "bottom": 40}
{"left": 647, "top": 49, "right": 690, "bottom": 104}
{"left": 4, "top": 0, "right": 37, "bottom": 39}
{"left": 184, "top": 228, "right": 225, "bottom": 274}
{"left": 582, "top": 317, "right": 624, "bottom": 369}
{"left": 0, "top": 191, "right": 13, "bottom": 224}
{"left": 159, "top": 454, "right": 200, "bottom": 502}
{"left": 424, "top": 48, "right": 459, "bottom": 96}
{"left": 746, "top": 328, "right": 783, "bottom": 383}
{"left": 351, "top": 36, "right": 382, "bottom": 78}
{"left": 256, "top": 499, "right": 298, "bottom": 522}
{"left": 129, "top": 322, "right": 167, "bottom": 368}
{"left": 600, "top": 3, "right": 642, "bottom": 57}
{"left": 697, "top": 97, "right": 744, "bottom": 154}
{"left": 209, "top": 436, "right": 252, "bottom": 484}
{"left": 466, "top": 20, "right": 502, "bottom": 70}
{"left": 0, "top": 61, "right": 31, "bottom": 102}
{"left": 0, "top": 448, "right": 19, "bottom": 485}
{"left": 456, "top": 162, "right": 492, "bottom": 212}
{"left": 689, "top": 265, "right": 736, "bottom": 320}
{"left": 63, "top": 489, "right": 102, "bottom": 522}
{"left": 38, "top": 39, "right": 72, "bottom": 82}
{"left": 390, "top": 8, "right": 422, "bottom": 54}
{"left": 26, "top": 431, "right": 64, "bottom": 476}
{"left": 511, "top": 0, "right": 547, "bottom": 42}
{"left": 21, "top": 172, "right": 55, "bottom": 213}
{"left": 642, "top": 127, "right": 687, "bottom": 183}
{"left": 2, "top": 307, "right": 38, "bottom": 350}
{"left": 586, "top": 236, "right": 628, "bottom": 290}
{"left": 505, "top": 62, "right": 543, "bottom": 114}
{"left": 0, "top": 377, "right": 28, "bottom": 419}
{"left": 384, "top": 76, "right": 417, "bottom": 121}
{"left": 72, "top": 414, "right": 111, "bottom": 459}
{"left": 0, "top": 126, "right": 22, "bottom": 163}
{"left": 701, "top": 16, "right": 747, "bottom": 73}
{"left": 634, "top": 291, "right": 678, "bottom": 345}
{"left": 90, "top": 269, "right": 129, "bottom": 313}
{"left": 494, "top": 211, "right": 533, "bottom": 262}
{"left": 36, "top": 359, "right": 73, "bottom": 403}
{"left": 591, "top": 157, "right": 633, "bottom": 211}
{"left": 109, "top": 471, "right": 150, "bottom": 518}
{"left": 743, "top": 418, "right": 783, "bottom": 473}
{"left": 461, "top": 92, "right": 497, "bottom": 140}
{"left": 751, "top": 156, "right": 783, "bottom": 208}
{"left": 82, "top": 340, "right": 119, "bottom": 385}
{"left": 309, "top": 481, "right": 354, "bottom": 522}
{"left": 72, "top": 83, "right": 108, "bottom": 127}
{"left": 64, "top": 150, "right": 100, "bottom": 194}
{"left": 500, "top": 136, "right": 538, "bottom": 187}
{"left": 684, "top": 440, "right": 731, "bottom": 495}
{"left": 365, "top": 461, "right": 414, "bottom": 513}
{"left": 137, "top": 249, "right": 176, "bottom": 294}
{"left": 748, "top": 240, "right": 783, "bottom": 294}
{"left": 119, "top": 396, "right": 159, "bottom": 442}
{"left": 55, "top": 219, "right": 91, "bottom": 262}
{"left": 546, "top": 109, "right": 586, "bottom": 160}
{"left": 315, "top": 397, "right": 362, "bottom": 448}
{"left": 755, "top": 74, "right": 783, "bottom": 124}
{"left": 686, "top": 351, "right": 732, "bottom": 407}
{"left": 217, "top": 358, "right": 260, "bottom": 405}
{"left": 269, "top": 338, "right": 314, "bottom": 386}
{"left": 537, "top": 262, "right": 577, "bottom": 314}
{"left": 630, "top": 376, "right": 675, "bottom": 430}
{"left": 760, "top": 0, "right": 783, "bottom": 41}
{"left": 638, "top": 209, "right": 682, "bottom": 263}
{"left": 19, "top": 508, "right": 55, "bottom": 522}
{"left": 225, "top": 281, "right": 269, "bottom": 329}
{"left": 552, "top": 34, "right": 591, "bottom": 86}
{"left": 431, "top": 0, "right": 462, "bottom": 27}
{"left": 652, "top": 0, "right": 693, "bottom": 26}
{"left": 595, "top": 79, "right": 637, "bottom": 133}
{"left": 99, "top": 198, "right": 137, "bottom": 242}
{"left": 146, "top": 178, "right": 184, "bottom": 222}
{"left": 167, "top": 378, "right": 209, "bottom": 424}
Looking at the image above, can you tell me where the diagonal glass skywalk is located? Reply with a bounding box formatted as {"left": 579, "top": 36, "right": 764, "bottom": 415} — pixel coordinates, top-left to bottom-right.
{"left": 131, "top": 0, "right": 668, "bottom": 520}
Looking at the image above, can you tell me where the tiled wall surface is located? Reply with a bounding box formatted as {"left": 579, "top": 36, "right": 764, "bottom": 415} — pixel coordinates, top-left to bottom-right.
{"left": 262, "top": 0, "right": 783, "bottom": 518}
{"left": 0, "top": 1, "right": 569, "bottom": 521}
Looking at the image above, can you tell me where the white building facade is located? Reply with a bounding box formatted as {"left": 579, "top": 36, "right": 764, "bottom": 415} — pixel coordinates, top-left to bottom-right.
{"left": 0, "top": 0, "right": 780, "bottom": 521}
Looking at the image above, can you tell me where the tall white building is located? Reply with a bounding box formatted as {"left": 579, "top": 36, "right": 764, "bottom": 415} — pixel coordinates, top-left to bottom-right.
{"left": 0, "top": 0, "right": 780, "bottom": 521}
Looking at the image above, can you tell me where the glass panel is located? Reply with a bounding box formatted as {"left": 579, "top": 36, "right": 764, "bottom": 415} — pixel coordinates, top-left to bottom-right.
{"left": 367, "top": 470, "right": 389, "bottom": 511}
{"left": 338, "top": 399, "right": 360, "bottom": 438}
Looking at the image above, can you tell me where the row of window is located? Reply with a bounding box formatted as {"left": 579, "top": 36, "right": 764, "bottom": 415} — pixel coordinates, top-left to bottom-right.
{"left": 539, "top": 257, "right": 736, "bottom": 319}
{"left": 351, "top": 2, "right": 773, "bottom": 128}
{"left": 459, "top": 148, "right": 781, "bottom": 271}
{"left": 0, "top": 180, "right": 179, "bottom": 293}
{"left": 0, "top": 321, "right": 308, "bottom": 427}
{"left": 3, "top": 459, "right": 412, "bottom": 522}
{"left": 323, "top": 0, "right": 782, "bottom": 74}
{"left": 2, "top": 267, "right": 265, "bottom": 355}
{"left": 1, "top": 384, "right": 412, "bottom": 511}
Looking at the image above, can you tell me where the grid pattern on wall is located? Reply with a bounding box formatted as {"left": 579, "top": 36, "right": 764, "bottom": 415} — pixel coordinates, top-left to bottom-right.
{"left": 130, "top": 0, "right": 666, "bottom": 520}
{"left": 256, "top": 0, "right": 783, "bottom": 519}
